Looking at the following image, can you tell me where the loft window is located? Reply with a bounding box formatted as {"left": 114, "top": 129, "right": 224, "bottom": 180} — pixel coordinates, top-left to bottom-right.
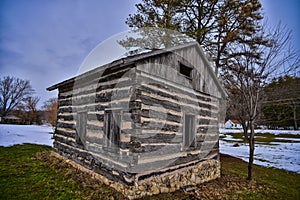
{"left": 180, "top": 63, "right": 193, "bottom": 78}
{"left": 183, "top": 114, "right": 196, "bottom": 149}
{"left": 76, "top": 111, "right": 87, "bottom": 145}
{"left": 103, "top": 110, "right": 121, "bottom": 152}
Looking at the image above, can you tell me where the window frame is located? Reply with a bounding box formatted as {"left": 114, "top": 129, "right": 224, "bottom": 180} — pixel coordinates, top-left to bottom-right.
{"left": 183, "top": 113, "right": 196, "bottom": 150}
{"left": 76, "top": 110, "right": 87, "bottom": 146}
{"left": 179, "top": 62, "right": 193, "bottom": 79}
{"left": 103, "top": 109, "right": 122, "bottom": 153}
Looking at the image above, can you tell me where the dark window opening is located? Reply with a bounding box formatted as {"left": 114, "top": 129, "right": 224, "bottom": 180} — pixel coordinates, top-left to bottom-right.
{"left": 183, "top": 114, "right": 196, "bottom": 149}
{"left": 103, "top": 110, "right": 121, "bottom": 152}
{"left": 180, "top": 63, "right": 193, "bottom": 78}
{"left": 76, "top": 111, "right": 87, "bottom": 145}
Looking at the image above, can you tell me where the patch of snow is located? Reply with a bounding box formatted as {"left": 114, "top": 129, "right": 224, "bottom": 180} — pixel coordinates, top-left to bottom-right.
{"left": 1, "top": 124, "right": 299, "bottom": 173}
{"left": 0, "top": 124, "right": 54, "bottom": 147}
{"left": 219, "top": 128, "right": 244, "bottom": 134}
{"left": 220, "top": 134, "right": 243, "bottom": 142}
{"left": 254, "top": 136, "right": 266, "bottom": 138}
{"left": 220, "top": 128, "right": 300, "bottom": 135}
{"left": 220, "top": 134, "right": 300, "bottom": 174}
{"left": 258, "top": 129, "right": 300, "bottom": 135}
{"left": 274, "top": 137, "right": 300, "bottom": 142}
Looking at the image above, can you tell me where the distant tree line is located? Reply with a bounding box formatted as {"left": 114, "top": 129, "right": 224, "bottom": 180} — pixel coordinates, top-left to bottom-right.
{"left": 262, "top": 76, "right": 300, "bottom": 130}
{"left": 0, "top": 76, "right": 57, "bottom": 125}
{"left": 226, "top": 75, "right": 300, "bottom": 130}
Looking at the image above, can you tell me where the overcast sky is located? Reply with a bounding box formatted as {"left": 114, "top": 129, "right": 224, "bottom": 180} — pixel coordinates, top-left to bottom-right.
{"left": 0, "top": 0, "right": 299, "bottom": 108}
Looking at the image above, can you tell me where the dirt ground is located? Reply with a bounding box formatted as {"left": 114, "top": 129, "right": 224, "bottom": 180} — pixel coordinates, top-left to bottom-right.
{"left": 38, "top": 152, "right": 269, "bottom": 200}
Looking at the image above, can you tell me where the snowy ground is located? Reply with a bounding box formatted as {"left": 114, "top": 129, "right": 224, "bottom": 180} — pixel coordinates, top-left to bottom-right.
{"left": 220, "top": 128, "right": 300, "bottom": 135}
{"left": 0, "top": 124, "right": 54, "bottom": 147}
{"left": 220, "top": 128, "right": 300, "bottom": 174}
{"left": 0, "top": 124, "right": 299, "bottom": 174}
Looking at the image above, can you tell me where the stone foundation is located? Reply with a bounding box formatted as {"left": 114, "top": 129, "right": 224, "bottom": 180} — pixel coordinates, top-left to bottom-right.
{"left": 51, "top": 151, "right": 220, "bottom": 199}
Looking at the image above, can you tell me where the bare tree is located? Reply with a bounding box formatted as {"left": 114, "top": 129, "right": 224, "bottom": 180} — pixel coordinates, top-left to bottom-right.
{"left": 226, "top": 86, "right": 249, "bottom": 141}
{"left": 42, "top": 98, "right": 58, "bottom": 126}
{"left": 0, "top": 76, "right": 34, "bottom": 120}
{"left": 23, "top": 96, "right": 40, "bottom": 124}
{"left": 225, "top": 23, "right": 299, "bottom": 180}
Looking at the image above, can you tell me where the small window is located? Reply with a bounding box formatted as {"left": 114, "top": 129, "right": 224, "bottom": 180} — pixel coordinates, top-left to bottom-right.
{"left": 76, "top": 111, "right": 87, "bottom": 145}
{"left": 183, "top": 114, "right": 196, "bottom": 149}
{"left": 180, "top": 63, "right": 193, "bottom": 78}
{"left": 103, "top": 110, "right": 121, "bottom": 152}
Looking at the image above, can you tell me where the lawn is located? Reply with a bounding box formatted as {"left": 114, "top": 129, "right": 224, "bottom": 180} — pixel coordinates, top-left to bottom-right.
{"left": 0, "top": 144, "right": 299, "bottom": 199}
{"left": 221, "top": 132, "right": 300, "bottom": 145}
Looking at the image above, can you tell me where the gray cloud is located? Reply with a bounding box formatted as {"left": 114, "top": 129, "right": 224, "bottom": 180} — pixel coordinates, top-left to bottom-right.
{"left": 0, "top": 0, "right": 139, "bottom": 107}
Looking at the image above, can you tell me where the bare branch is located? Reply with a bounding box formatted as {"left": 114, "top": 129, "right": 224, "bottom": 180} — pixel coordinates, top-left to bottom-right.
{"left": 0, "top": 76, "right": 34, "bottom": 118}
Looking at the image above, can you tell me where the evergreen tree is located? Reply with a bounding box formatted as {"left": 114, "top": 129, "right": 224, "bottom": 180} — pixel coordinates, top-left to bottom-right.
{"left": 263, "top": 76, "right": 300, "bottom": 130}
{"left": 126, "top": 0, "right": 267, "bottom": 75}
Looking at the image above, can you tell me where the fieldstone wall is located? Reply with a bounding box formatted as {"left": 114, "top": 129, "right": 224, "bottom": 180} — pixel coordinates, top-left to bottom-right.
{"left": 51, "top": 151, "right": 220, "bottom": 199}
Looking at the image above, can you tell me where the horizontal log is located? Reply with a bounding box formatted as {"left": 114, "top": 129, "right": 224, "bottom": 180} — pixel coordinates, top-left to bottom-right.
{"left": 96, "top": 79, "right": 134, "bottom": 94}
{"left": 132, "top": 143, "right": 182, "bottom": 155}
{"left": 141, "top": 109, "right": 182, "bottom": 123}
{"left": 131, "top": 143, "right": 181, "bottom": 153}
{"left": 139, "top": 92, "right": 215, "bottom": 117}
{"left": 58, "top": 65, "right": 134, "bottom": 98}
{"left": 58, "top": 106, "right": 73, "bottom": 113}
{"left": 58, "top": 91, "right": 73, "bottom": 99}
{"left": 119, "top": 141, "right": 141, "bottom": 150}
{"left": 54, "top": 134, "right": 83, "bottom": 149}
{"left": 136, "top": 73, "right": 218, "bottom": 102}
{"left": 58, "top": 114, "right": 74, "bottom": 121}
{"left": 139, "top": 85, "right": 217, "bottom": 111}
{"left": 140, "top": 94, "right": 181, "bottom": 113}
{"left": 132, "top": 133, "right": 181, "bottom": 144}
{"left": 59, "top": 101, "right": 134, "bottom": 114}
{"left": 54, "top": 141, "right": 136, "bottom": 186}
{"left": 198, "top": 118, "right": 211, "bottom": 125}
{"left": 121, "top": 129, "right": 140, "bottom": 135}
{"left": 141, "top": 121, "right": 180, "bottom": 132}
{"left": 73, "top": 66, "right": 134, "bottom": 91}
{"left": 59, "top": 76, "right": 130, "bottom": 99}
{"left": 65, "top": 83, "right": 134, "bottom": 107}
{"left": 58, "top": 82, "right": 75, "bottom": 93}
{"left": 171, "top": 148, "right": 218, "bottom": 166}
{"left": 58, "top": 99, "right": 72, "bottom": 107}
{"left": 57, "top": 121, "right": 75, "bottom": 129}
{"left": 86, "top": 123, "right": 103, "bottom": 131}
{"left": 87, "top": 143, "right": 132, "bottom": 162}
{"left": 55, "top": 128, "right": 75, "bottom": 138}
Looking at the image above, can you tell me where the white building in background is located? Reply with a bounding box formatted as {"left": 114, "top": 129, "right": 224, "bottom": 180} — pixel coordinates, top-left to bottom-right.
{"left": 224, "top": 120, "right": 243, "bottom": 129}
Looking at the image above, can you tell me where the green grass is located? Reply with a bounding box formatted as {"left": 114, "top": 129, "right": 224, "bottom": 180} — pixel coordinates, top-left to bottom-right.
{"left": 222, "top": 132, "right": 300, "bottom": 145}
{"left": 0, "top": 144, "right": 83, "bottom": 199}
{"left": 0, "top": 144, "right": 299, "bottom": 199}
{"left": 0, "top": 144, "right": 124, "bottom": 200}
{"left": 221, "top": 155, "right": 300, "bottom": 200}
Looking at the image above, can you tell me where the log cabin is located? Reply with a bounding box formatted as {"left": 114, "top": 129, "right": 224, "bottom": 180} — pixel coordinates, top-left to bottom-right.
{"left": 47, "top": 41, "right": 226, "bottom": 199}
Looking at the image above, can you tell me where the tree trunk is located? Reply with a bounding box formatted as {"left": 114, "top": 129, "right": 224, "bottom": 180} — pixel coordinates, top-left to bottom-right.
{"left": 293, "top": 105, "right": 298, "bottom": 130}
{"left": 242, "top": 122, "right": 248, "bottom": 143}
{"left": 247, "top": 121, "right": 255, "bottom": 180}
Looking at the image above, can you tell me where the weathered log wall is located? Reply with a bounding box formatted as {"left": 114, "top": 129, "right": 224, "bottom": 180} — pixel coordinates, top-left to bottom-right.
{"left": 53, "top": 44, "right": 221, "bottom": 185}
{"left": 125, "top": 49, "right": 220, "bottom": 172}
{"left": 54, "top": 64, "right": 140, "bottom": 184}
